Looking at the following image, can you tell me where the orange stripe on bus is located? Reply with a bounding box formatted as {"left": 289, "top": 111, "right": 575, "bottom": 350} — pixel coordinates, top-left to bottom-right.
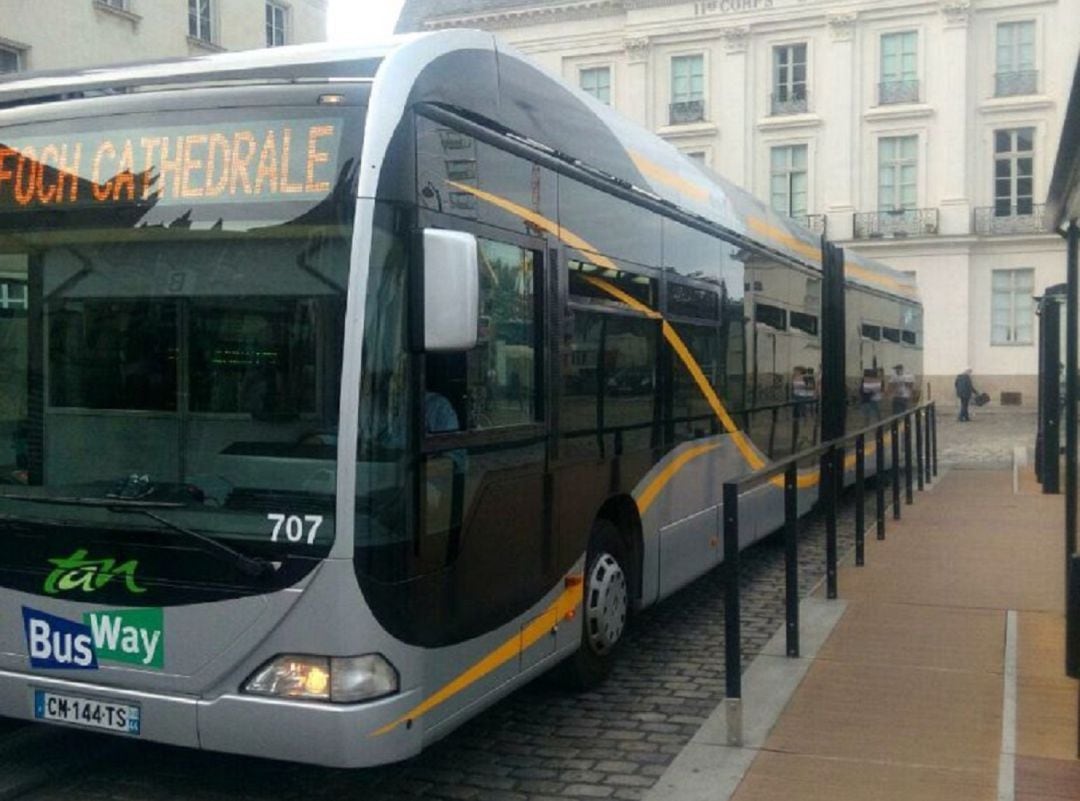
{"left": 628, "top": 151, "right": 710, "bottom": 202}
{"left": 369, "top": 581, "right": 584, "bottom": 737}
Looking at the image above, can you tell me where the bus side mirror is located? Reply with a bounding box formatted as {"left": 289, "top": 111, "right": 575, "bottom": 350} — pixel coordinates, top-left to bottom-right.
{"left": 423, "top": 229, "right": 478, "bottom": 351}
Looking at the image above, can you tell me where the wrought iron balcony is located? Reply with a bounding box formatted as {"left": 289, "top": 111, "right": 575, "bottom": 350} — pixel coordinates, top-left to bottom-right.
{"left": 878, "top": 79, "right": 920, "bottom": 105}
{"left": 995, "top": 70, "right": 1038, "bottom": 97}
{"left": 669, "top": 99, "right": 705, "bottom": 125}
{"left": 853, "top": 208, "right": 939, "bottom": 239}
{"left": 801, "top": 214, "right": 827, "bottom": 235}
{"left": 770, "top": 89, "right": 809, "bottom": 116}
{"left": 974, "top": 204, "right": 1048, "bottom": 235}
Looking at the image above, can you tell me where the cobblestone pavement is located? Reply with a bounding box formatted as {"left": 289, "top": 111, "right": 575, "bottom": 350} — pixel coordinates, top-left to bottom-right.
{"left": 936, "top": 408, "right": 1037, "bottom": 468}
{"left": 13, "top": 488, "right": 883, "bottom": 801}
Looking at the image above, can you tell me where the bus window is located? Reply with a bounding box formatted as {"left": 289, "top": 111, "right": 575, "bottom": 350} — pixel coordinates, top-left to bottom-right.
{"left": 755, "top": 302, "right": 787, "bottom": 330}
{"left": 48, "top": 301, "right": 177, "bottom": 411}
{"left": 790, "top": 311, "right": 819, "bottom": 337}
{"left": 0, "top": 256, "right": 28, "bottom": 481}
{"left": 416, "top": 117, "right": 558, "bottom": 235}
{"left": 425, "top": 238, "right": 539, "bottom": 432}
{"left": 560, "top": 310, "right": 658, "bottom": 457}
{"left": 567, "top": 260, "right": 658, "bottom": 311}
{"left": 671, "top": 321, "right": 722, "bottom": 442}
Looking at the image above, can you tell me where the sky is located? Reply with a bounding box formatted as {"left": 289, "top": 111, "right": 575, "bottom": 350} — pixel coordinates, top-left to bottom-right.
{"left": 327, "top": 0, "right": 408, "bottom": 42}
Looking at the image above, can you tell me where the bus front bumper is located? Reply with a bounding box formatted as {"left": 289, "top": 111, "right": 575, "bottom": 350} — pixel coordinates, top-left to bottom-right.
{"left": 0, "top": 668, "right": 423, "bottom": 767}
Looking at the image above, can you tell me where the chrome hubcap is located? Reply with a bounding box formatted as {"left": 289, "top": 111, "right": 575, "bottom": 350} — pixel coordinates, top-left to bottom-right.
{"left": 584, "top": 553, "right": 627, "bottom": 656}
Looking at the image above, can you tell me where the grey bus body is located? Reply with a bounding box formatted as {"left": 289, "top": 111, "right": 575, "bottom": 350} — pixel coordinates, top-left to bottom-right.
{"left": 0, "top": 32, "right": 921, "bottom": 766}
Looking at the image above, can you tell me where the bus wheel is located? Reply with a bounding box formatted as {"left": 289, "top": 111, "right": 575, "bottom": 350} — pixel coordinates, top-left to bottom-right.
{"left": 562, "top": 519, "right": 629, "bottom": 689}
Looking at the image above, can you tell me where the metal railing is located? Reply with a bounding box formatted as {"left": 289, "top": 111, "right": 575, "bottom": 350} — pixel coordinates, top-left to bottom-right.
{"left": 853, "top": 208, "right": 939, "bottom": 239}
{"left": 669, "top": 99, "right": 705, "bottom": 125}
{"left": 974, "top": 204, "right": 1048, "bottom": 235}
{"left": 770, "top": 90, "right": 809, "bottom": 116}
{"left": 878, "top": 79, "right": 920, "bottom": 105}
{"left": 995, "top": 70, "right": 1038, "bottom": 97}
{"left": 722, "top": 401, "right": 937, "bottom": 745}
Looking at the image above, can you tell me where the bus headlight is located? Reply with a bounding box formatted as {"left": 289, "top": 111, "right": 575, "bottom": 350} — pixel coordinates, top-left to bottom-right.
{"left": 243, "top": 654, "right": 398, "bottom": 703}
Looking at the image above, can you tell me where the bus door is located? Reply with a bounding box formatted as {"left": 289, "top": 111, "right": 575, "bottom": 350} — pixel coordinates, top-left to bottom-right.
{"left": 419, "top": 229, "right": 555, "bottom": 665}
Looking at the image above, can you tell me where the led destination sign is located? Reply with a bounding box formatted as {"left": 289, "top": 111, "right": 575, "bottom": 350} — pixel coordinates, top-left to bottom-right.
{"left": 0, "top": 118, "right": 342, "bottom": 211}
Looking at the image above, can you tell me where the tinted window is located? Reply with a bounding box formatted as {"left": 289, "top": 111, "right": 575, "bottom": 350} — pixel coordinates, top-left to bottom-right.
{"left": 416, "top": 117, "right": 558, "bottom": 235}
{"left": 756, "top": 302, "right": 787, "bottom": 330}
{"left": 790, "top": 311, "right": 818, "bottom": 337}
{"left": 559, "top": 179, "right": 661, "bottom": 268}
{"left": 561, "top": 310, "right": 659, "bottom": 457}
{"left": 427, "top": 239, "right": 539, "bottom": 433}
{"left": 568, "top": 259, "right": 658, "bottom": 312}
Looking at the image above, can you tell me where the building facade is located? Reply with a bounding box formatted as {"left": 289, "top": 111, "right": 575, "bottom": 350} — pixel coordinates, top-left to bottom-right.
{"left": 0, "top": 0, "right": 327, "bottom": 73}
{"left": 398, "top": 0, "right": 1080, "bottom": 407}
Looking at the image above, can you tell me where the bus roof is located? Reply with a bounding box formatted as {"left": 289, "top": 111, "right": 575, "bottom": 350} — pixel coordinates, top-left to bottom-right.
{"left": 0, "top": 31, "right": 916, "bottom": 302}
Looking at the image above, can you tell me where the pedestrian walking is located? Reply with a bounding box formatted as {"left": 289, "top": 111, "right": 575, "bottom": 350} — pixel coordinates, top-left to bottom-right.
{"left": 955, "top": 368, "right": 978, "bottom": 422}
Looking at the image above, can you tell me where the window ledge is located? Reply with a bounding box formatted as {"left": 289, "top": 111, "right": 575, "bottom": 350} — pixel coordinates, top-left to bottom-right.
{"left": 93, "top": 1, "right": 141, "bottom": 25}
{"left": 990, "top": 341, "right": 1034, "bottom": 347}
{"left": 978, "top": 95, "right": 1054, "bottom": 114}
{"left": 656, "top": 121, "right": 718, "bottom": 139}
{"left": 863, "top": 103, "right": 934, "bottom": 122}
{"left": 187, "top": 35, "right": 226, "bottom": 53}
{"left": 756, "top": 113, "right": 823, "bottom": 131}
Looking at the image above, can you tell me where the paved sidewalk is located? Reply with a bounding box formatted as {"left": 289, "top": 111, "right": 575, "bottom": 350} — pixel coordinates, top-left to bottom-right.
{"left": 937, "top": 410, "right": 1037, "bottom": 468}
{"left": 649, "top": 469, "right": 1079, "bottom": 801}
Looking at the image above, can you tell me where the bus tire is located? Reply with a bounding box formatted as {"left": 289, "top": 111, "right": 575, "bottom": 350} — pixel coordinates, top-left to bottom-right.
{"left": 561, "top": 519, "right": 630, "bottom": 690}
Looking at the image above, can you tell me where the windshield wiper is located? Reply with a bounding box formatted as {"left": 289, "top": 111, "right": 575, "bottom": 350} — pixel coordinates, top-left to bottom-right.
{"left": 110, "top": 507, "right": 272, "bottom": 579}
{"left": 0, "top": 493, "right": 272, "bottom": 578}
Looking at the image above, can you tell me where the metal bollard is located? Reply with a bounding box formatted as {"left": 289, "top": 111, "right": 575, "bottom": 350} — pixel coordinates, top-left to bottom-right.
{"left": 931, "top": 403, "right": 939, "bottom": 477}
{"left": 903, "top": 415, "right": 914, "bottom": 505}
{"left": 924, "top": 406, "right": 933, "bottom": 485}
{"left": 876, "top": 425, "right": 886, "bottom": 540}
{"left": 892, "top": 420, "right": 901, "bottom": 520}
{"left": 784, "top": 463, "right": 799, "bottom": 658}
{"left": 915, "top": 411, "right": 924, "bottom": 492}
{"left": 855, "top": 434, "right": 865, "bottom": 566}
{"left": 1068, "top": 554, "right": 1080, "bottom": 680}
{"left": 722, "top": 483, "right": 742, "bottom": 746}
{"left": 824, "top": 447, "right": 838, "bottom": 600}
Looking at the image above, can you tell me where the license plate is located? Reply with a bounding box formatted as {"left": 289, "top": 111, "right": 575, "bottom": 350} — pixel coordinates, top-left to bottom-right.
{"left": 33, "top": 689, "right": 140, "bottom": 735}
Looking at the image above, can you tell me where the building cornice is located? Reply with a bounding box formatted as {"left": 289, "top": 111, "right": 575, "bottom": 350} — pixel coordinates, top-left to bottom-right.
{"left": 422, "top": 0, "right": 625, "bottom": 30}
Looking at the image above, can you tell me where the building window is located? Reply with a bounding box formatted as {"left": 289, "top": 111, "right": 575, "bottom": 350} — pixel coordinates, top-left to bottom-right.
{"left": 770, "top": 145, "right": 808, "bottom": 219}
{"left": 771, "top": 43, "right": 807, "bottom": 114}
{"left": 670, "top": 55, "right": 705, "bottom": 124}
{"left": 266, "top": 2, "right": 287, "bottom": 47}
{"left": 994, "top": 127, "right": 1035, "bottom": 217}
{"left": 580, "top": 67, "right": 611, "bottom": 104}
{"left": 880, "top": 31, "right": 918, "bottom": 104}
{"left": 991, "top": 268, "right": 1034, "bottom": 345}
{"left": 996, "top": 21, "right": 1036, "bottom": 96}
{"left": 684, "top": 151, "right": 707, "bottom": 165}
{"left": 0, "top": 46, "right": 20, "bottom": 74}
{"left": 189, "top": 0, "right": 213, "bottom": 43}
{"left": 878, "top": 136, "right": 917, "bottom": 211}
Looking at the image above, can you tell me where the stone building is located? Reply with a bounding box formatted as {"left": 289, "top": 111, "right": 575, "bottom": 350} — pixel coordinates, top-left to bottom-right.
{"left": 398, "top": 0, "right": 1080, "bottom": 407}
{"left": 0, "top": 0, "right": 327, "bottom": 73}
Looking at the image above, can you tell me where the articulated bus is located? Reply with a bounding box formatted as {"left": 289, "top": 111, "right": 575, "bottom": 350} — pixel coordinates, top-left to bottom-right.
{"left": 0, "top": 32, "right": 921, "bottom": 766}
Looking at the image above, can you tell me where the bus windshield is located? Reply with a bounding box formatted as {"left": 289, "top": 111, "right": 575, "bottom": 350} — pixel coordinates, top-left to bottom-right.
{"left": 0, "top": 98, "right": 362, "bottom": 560}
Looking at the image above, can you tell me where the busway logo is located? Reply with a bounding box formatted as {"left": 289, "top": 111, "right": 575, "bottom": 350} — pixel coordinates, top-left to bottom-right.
{"left": 22, "top": 606, "right": 164, "bottom": 670}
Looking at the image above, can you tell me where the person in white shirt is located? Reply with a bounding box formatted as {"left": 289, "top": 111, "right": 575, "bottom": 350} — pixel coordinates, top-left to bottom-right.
{"left": 887, "top": 364, "right": 913, "bottom": 415}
